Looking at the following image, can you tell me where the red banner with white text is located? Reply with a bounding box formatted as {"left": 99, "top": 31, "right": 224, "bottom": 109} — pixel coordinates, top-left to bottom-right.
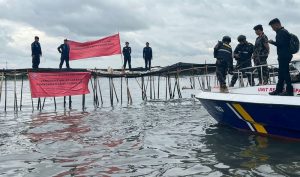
{"left": 29, "top": 72, "right": 91, "bottom": 98}
{"left": 68, "top": 33, "right": 121, "bottom": 60}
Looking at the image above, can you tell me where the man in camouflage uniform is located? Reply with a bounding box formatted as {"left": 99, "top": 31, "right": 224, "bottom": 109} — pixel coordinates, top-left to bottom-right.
{"left": 230, "top": 35, "right": 255, "bottom": 87}
{"left": 214, "top": 36, "right": 233, "bottom": 92}
{"left": 253, "top": 24, "right": 270, "bottom": 85}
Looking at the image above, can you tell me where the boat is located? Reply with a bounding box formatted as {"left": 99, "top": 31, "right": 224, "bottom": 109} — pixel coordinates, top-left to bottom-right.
{"left": 196, "top": 60, "right": 300, "bottom": 140}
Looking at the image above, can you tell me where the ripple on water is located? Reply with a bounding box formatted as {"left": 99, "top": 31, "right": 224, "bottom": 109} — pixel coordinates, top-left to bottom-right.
{"left": 0, "top": 96, "right": 300, "bottom": 176}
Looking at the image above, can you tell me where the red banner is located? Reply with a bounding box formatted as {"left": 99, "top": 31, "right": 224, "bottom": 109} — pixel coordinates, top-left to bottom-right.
{"left": 68, "top": 33, "right": 121, "bottom": 60}
{"left": 29, "top": 72, "right": 91, "bottom": 98}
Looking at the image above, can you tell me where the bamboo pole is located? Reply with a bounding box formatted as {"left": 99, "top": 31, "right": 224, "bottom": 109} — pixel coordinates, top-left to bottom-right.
{"left": 37, "top": 98, "right": 41, "bottom": 111}
{"left": 157, "top": 75, "right": 160, "bottom": 99}
{"left": 90, "top": 79, "right": 96, "bottom": 107}
{"left": 111, "top": 78, "right": 119, "bottom": 103}
{"left": 0, "top": 72, "right": 4, "bottom": 102}
{"left": 69, "top": 96, "right": 72, "bottom": 109}
{"left": 82, "top": 94, "right": 85, "bottom": 111}
{"left": 168, "top": 75, "right": 172, "bottom": 99}
{"left": 109, "top": 77, "right": 113, "bottom": 106}
{"left": 63, "top": 96, "right": 66, "bottom": 109}
{"left": 94, "top": 77, "right": 99, "bottom": 107}
{"left": 126, "top": 77, "right": 132, "bottom": 104}
{"left": 42, "top": 97, "right": 46, "bottom": 110}
{"left": 4, "top": 74, "right": 9, "bottom": 111}
{"left": 150, "top": 76, "right": 152, "bottom": 99}
{"left": 54, "top": 97, "right": 57, "bottom": 111}
{"left": 97, "top": 78, "right": 103, "bottom": 105}
{"left": 153, "top": 76, "right": 156, "bottom": 100}
{"left": 121, "top": 77, "right": 123, "bottom": 104}
{"left": 14, "top": 73, "right": 17, "bottom": 111}
{"left": 165, "top": 75, "right": 168, "bottom": 100}
{"left": 20, "top": 75, "right": 24, "bottom": 111}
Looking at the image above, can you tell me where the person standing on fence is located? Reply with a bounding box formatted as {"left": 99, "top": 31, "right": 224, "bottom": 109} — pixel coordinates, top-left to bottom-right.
{"left": 214, "top": 36, "right": 233, "bottom": 92}
{"left": 268, "top": 18, "right": 294, "bottom": 96}
{"left": 57, "top": 39, "right": 70, "bottom": 69}
{"left": 229, "top": 35, "right": 255, "bottom": 87}
{"left": 31, "top": 36, "right": 42, "bottom": 69}
{"left": 143, "top": 42, "right": 152, "bottom": 70}
{"left": 123, "top": 42, "right": 132, "bottom": 70}
{"left": 253, "top": 24, "right": 270, "bottom": 85}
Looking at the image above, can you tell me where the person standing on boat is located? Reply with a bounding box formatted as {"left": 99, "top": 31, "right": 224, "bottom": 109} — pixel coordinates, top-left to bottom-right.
{"left": 268, "top": 18, "right": 293, "bottom": 96}
{"left": 57, "top": 39, "right": 70, "bottom": 69}
{"left": 214, "top": 36, "right": 233, "bottom": 92}
{"left": 31, "top": 36, "right": 42, "bottom": 69}
{"left": 229, "top": 35, "right": 255, "bottom": 87}
{"left": 143, "top": 42, "right": 152, "bottom": 70}
{"left": 123, "top": 42, "right": 132, "bottom": 70}
{"left": 253, "top": 24, "right": 270, "bottom": 85}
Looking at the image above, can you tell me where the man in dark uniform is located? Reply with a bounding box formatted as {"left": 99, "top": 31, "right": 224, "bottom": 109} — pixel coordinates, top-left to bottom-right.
{"left": 122, "top": 42, "right": 131, "bottom": 70}
{"left": 214, "top": 36, "right": 233, "bottom": 92}
{"left": 230, "top": 35, "right": 255, "bottom": 87}
{"left": 31, "top": 36, "right": 42, "bottom": 69}
{"left": 253, "top": 24, "right": 270, "bottom": 85}
{"left": 268, "top": 18, "right": 293, "bottom": 96}
{"left": 57, "top": 39, "right": 70, "bottom": 69}
{"left": 143, "top": 42, "right": 152, "bottom": 70}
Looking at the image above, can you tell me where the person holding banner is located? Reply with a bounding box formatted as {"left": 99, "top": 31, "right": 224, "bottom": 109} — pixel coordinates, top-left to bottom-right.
{"left": 122, "top": 42, "right": 132, "bottom": 70}
{"left": 31, "top": 36, "right": 42, "bottom": 69}
{"left": 58, "top": 39, "right": 70, "bottom": 69}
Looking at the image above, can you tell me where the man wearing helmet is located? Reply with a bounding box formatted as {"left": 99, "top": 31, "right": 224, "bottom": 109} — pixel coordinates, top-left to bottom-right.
{"left": 229, "top": 35, "right": 255, "bottom": 87}
{"left": 214, "top": 36, "right": 233, "bottom": 92}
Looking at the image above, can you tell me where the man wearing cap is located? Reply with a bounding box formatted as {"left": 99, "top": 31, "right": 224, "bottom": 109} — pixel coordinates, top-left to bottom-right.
{"left": 213, "top": 36, "right": 233, "bottom": 92}
{"left": 143, "top": 42, "right": 152, "bottom": 70}
{"left": 229, "top": 35, "right": 255, "bottom": 87}
{"left": 31, "top": 36, "right": 42, "bottom": 69}
{"left": 253, "top": 24, "right": 270, "bottom": 85}
{"left": 268, "top": 18, "right": 293, "bottom": 96}
{"left": 57, "top": 39, "right": 70, "bottom": 69}
{"left": 122, "top": 42, "right": 131, "bottom": 70}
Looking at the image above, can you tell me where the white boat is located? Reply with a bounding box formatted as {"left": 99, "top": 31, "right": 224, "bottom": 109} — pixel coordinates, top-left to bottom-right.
{"left": 196, "top": 60, "right": 300, "bottom": 140}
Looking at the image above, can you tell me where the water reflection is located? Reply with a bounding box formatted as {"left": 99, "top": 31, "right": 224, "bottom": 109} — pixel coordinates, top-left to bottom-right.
{"left": 204, "top": 125, "right": 300, "bottom": 176}
{"left": 26, "top": 111, "right": 91, "bottom": 142}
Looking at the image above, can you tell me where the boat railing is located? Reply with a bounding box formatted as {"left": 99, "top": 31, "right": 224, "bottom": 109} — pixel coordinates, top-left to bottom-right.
{"left": 232, "top": 64, "right": 279, "bottom": 87}
{"left": 197, "top": 63, "right": 300, "bottom": 91}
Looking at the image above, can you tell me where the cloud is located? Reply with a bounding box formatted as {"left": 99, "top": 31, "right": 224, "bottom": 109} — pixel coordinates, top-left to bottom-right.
{"left": 0, "top": 0, "right": 300, "bottom": 69}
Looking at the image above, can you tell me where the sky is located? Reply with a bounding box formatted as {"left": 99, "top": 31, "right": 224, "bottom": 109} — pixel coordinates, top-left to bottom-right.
{"left": 0, "top": 0, "right": 300, "bottom": 69}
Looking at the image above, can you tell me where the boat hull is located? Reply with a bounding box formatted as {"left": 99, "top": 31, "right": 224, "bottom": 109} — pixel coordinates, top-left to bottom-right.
{"left": 197, "top": 93, "right": 300, "bottom": 140}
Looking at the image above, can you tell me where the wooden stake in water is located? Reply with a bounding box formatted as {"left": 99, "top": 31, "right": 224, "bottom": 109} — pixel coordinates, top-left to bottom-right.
{"left": 69, "top": 96, "right": 72, "bottom": 109}
{"left": 4, "top": 74, "right": 7, "bottom": 112}
{"left": 54, "top": 97, "right": 57, "bottom": 111}
{"left": 121, "top": 77, "right": 123, "bottom": 104}
{"left": 0, "top": 72, "right": 4, "bottom": 103}
{"left": 14, "top": 73, "right": 18, "bottom": 112}
{"left": 97, "top": 78, "right": 103, "bottom": 105}
{"left": 82, "top": 94, "right": 85, "bottom": 111}
{"left": 20, "top": 75, "right": 24, "bottom": 111}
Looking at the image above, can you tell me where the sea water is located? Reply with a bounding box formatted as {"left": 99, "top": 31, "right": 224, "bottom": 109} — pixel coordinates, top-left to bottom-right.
{"left": 0, "top": 77, "right": 300, "bottom": 176}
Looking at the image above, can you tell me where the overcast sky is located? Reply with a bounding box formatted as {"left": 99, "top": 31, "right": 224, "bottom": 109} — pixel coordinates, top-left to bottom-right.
{"left": 0, "top": 0, "right": 300, "bottom": 69}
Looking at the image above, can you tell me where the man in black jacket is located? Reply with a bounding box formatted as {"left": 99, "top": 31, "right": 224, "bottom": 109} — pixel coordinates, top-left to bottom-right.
{"left": 58, "top": 39, "right": 70, "bottom": 69}
{"left": 143, "top": 42, "right": 152, "bottom": 70}
{"left": 31, "top": 36, "right": 42, "bottom": 69}
{"left": 122, "top": 42, "right": 131, "bottom": 70}
{"left": 268, "top": 18, "right": 293, "bottom": 96}
{"left": 230, "top": 35, "right": 255, "bottom": 87}
{"left": 214, "top": 36, "right": 233, "bottom": 92}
